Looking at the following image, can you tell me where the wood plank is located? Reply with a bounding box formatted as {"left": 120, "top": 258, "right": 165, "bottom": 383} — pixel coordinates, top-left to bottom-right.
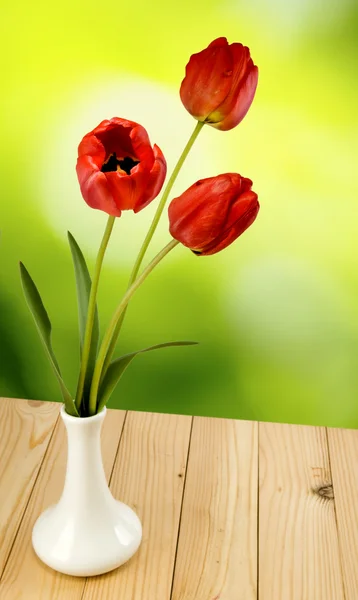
{"left": 0, "top": 407, "right": 126, "bottom": 599}
{"left": 259, "top": 422, "right": 345, "bottom": 600}
{"left": 328, "top": 426, "right": 358, "bottom": 599}
{"left": 171, "top": 417, "right": 258, "bottom": 600}
{"left": 0, "top": 398, "right": 59, "bottom": 577}
{"left": 82, "top": 411, "right": 192, "bottom": 600}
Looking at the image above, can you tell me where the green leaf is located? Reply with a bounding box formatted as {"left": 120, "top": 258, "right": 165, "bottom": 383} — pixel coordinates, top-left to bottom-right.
{"left": 97, "top": 341, "right": 198, "bottom": 413}
{"left": 67, "top": 231, "right": 99, "bottom": 357}
{"left": 19, "top": 262, "right": 79, "bottom": 417}
{"left": 68, "top": 231, "right": 99, "bottom": 403}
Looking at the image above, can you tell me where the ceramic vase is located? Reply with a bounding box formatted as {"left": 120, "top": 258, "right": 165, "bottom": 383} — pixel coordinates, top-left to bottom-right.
{"left": 32, "top": 405, "right": 142, "bottom": 577}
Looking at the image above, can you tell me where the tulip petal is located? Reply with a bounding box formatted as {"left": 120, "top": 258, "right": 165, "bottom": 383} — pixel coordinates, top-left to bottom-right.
{"left": 78, "top": 134, "right": 106, "bottom": 167}
{"left": 76, "top": 156, "right": 121, "bottom": 216}
{"left": 201, "top": 193, "right": 259, "bottom": 255}
{"left": 227, "top": 43, "right": 250, "bottom": 89}
{"left": 134, "top": 144, "right": 167, "bottom": 213}
{"left": 130, "top": 123, "right": 155, "bottom": 166}
{"left": 105, "top": 171, "right": 138, "bottom": 211}
{"left": 214, "top": 64, "right": 259, "bottom": 131}
{"left": 208, "top": 37, "right": 229, "bottom": 48}
{"left": 97, "top": 119, "right": 137, "bottom": 159}
{"left": 180, "top": 40, "right": 233, "bottom": 120}
{"left": 169, "top": 175, "right": 240, "bottom": 249}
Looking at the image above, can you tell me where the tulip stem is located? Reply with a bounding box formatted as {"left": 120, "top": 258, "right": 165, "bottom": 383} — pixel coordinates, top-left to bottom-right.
{"left": 131, "top": 120, "right": 204, "bottom": 276}
{"left": 88, "top": 239, "right": 179, "bottom": 415}
{"left": 100, "top": 120, "right": 204, "bottom": 381}
{"left": 75, "top": 215, "right": 116, "bottom": 413}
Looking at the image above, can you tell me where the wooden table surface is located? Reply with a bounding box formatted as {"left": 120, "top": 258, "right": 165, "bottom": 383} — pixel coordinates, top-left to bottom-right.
{"left": 0, "top": 398, "right": 357, "bottom": 599}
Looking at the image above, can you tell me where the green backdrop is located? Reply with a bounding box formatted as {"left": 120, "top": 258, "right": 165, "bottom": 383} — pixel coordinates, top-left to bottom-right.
{"left": 1, "top": 0, "right": 358, "bottom": 428}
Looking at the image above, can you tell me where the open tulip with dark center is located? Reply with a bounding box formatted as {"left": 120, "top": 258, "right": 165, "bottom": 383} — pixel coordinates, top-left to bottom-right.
{"left": 168, "top": 173, "right": 259, "bottom": 255}
{"left": 76, "top": 118, "right": 167, "bottom": 216}
{"left": 180, "top": 37, "right": 258, "bottom": 131}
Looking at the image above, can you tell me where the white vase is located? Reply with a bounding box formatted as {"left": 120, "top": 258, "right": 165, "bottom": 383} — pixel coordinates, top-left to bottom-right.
{"left": 32, "top": 405, "right": 142, "bottom": 577}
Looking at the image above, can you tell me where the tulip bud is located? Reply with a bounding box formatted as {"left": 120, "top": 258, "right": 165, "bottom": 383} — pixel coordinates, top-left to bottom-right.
{"left": 180, "top": 37, "right": 258, "bottom": 131}
{"left": 76, "top": 118, "right": 167, "bottom": 216}
{"left": 168, "top": 174, "right": 259, "bottom": 255}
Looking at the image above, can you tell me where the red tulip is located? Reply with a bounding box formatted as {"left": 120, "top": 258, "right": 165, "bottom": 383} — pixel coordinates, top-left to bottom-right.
{"left": 76, "top": 118, "right": 167, "bottom": 216}
{"left": 168, "top": 174, "right": 259, "bottom": 255}
{"left": 180, "top": 37, "right": 258, "bottom": 131}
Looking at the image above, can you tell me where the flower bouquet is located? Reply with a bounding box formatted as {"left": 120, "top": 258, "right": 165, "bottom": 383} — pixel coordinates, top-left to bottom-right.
{"left": 19, "top": 37, "right": 259, "bottom": 576}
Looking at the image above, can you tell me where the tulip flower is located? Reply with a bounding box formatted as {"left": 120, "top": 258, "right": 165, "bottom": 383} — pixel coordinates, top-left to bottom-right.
{"left": 76, "top": 118, "right": 167, "bottom": 216}
{"left": 180, "top": 37, "right": 258, "bottom": 131}
{"left": 168, "top": 174, "right": 259, "bottom": 255}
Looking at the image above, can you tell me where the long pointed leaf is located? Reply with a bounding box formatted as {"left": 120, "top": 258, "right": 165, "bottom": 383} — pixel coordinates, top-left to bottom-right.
{"left": 67, "top": 231, "right": 99, "bottom": 357}
{"left": 68, "top": 231, "right": 99, "bottom": 402}
{"left": 97, "top": 341, "right": 198, "bottom": 413}
{"left": 19, "top": 262, "right": 79, "bottom": 417}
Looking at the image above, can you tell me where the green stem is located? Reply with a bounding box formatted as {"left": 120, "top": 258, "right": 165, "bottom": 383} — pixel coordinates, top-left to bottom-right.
{"left": 75, "top": 215, "right": 116, "bottom": 412}
{"left": 130, "top": 121, "right": 204, "bottom": 282}
{"left": 101, "top": 120, "right": 204, "bottom": 380}
{"left": 88, "top": 239, "right": 179, "bottom": 415}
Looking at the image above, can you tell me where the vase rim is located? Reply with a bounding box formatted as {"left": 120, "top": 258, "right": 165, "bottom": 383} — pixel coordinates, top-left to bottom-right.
{"left": 60, "top": 404, "right": 107, "bottom": 422}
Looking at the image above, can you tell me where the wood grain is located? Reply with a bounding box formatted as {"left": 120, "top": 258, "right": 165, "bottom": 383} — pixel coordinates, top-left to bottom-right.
{"left": 0, "top": 398, "right": 59, "bottom": 577}
{"left": 259, "top": 422, "right": 345, "bottom": 600}
{"left": 171, "top": 417, "right": 258, "bottom": 600}
{"left": 0, "top": 407, "right": 126, "bottom": 599}
{"left": 1, "top": 399, "right": 358, "bottom": 599}
{"left": 328, "top": 426, "right": 358, "bottom": 599}
{"left": 82, "top": 411, "right": 192, "bottom": 600}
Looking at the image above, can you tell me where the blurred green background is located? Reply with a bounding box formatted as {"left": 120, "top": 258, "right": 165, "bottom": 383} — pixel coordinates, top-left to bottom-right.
{"left": 1, "top": 0, "right": 358, "bottom": 427}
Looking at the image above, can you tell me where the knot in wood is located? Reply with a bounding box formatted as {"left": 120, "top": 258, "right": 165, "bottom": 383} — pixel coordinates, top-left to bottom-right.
{"left": 316, "top": 484, "right": 334, "bottom": 500}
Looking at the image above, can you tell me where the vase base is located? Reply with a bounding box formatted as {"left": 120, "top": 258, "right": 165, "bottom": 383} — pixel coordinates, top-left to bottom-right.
{"left": 32, "top": 499, "right": 142, "bottom": 577}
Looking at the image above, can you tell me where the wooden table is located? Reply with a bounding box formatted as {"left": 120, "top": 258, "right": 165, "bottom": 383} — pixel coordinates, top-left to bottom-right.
{"left": 0, "top": 398, "right": 357, "bottom": 599}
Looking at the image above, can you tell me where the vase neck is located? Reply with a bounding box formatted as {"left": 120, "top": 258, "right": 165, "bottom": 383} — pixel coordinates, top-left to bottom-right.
{"left": 59, "top": 406, "right": 112, "bottom": 507}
